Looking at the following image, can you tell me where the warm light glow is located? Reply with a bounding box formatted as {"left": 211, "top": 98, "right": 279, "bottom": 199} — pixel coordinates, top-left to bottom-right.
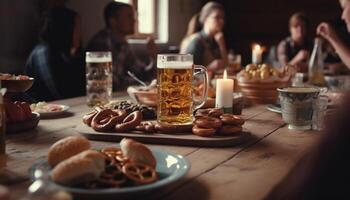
{"left": 114, "top": 0, "right": 130, "bottom": 4}
{"left": 253, "top": 44, "right": 262, "bottom": 51}
{"left": 223, "top": 69, "right": 227, "bottom": 79}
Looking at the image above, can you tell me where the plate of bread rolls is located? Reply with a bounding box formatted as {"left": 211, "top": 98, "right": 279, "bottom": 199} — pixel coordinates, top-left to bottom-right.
{"left": 29, "top": 136, "right": 190, "bottom": 199}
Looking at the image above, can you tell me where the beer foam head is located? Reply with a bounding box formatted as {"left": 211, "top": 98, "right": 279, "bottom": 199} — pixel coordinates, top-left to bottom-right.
{"left": 157, "top": 54, "right": 193, "bottom": 69}
{"left": 157, "top": 61, "right": 193, "bottom": 69}
{"left": 86, "top": 52, "right": 112, "bottom": 63}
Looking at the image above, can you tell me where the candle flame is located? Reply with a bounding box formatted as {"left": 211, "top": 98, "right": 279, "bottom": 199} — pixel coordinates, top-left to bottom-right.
{"left": 223, "top": 69, "right": 227, "bottom": 79}
{"left": 254, "top": 44, "right": 261, "bottom": 51}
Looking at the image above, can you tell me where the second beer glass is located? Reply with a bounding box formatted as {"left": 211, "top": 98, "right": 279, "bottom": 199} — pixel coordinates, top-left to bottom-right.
{"left": 157, "top": 54, "right": 208, "bottom": 126}
{"left": 85, "top": 52, "right": 112, "bottom": 107}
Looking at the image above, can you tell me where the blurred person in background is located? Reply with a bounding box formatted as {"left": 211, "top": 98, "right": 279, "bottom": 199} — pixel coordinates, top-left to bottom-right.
{"left": 25, "top": 3, "right": 85, "bottom": 101}
{"left": 323, "top": 39, "right": 349, "bottom": 75}
{"left": 87, "top": 1, "right": 156, "bottom": 91}
{"left": 180, "top": 1, "right": 228, "bottom": 73}
{"left": 317, "top": 0, "right": 350, "bottom": 69}
{"left": 277, "top": 13, "right": 313, "bottom": 72}
{"left": 265, "top": 1, "right": 350, "bottom": 199}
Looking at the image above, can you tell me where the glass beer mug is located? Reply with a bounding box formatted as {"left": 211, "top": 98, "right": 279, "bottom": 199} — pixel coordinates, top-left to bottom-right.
{"left": 157, "top": 54, "right": 208, "bottom": 125}
{"left": 85, "top": 52, "right": 113, "bottom": 107}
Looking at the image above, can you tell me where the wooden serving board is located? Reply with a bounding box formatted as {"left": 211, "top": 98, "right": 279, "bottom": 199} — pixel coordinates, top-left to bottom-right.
{"left": 75, "top": 124, "right": 251, "bottom": 147}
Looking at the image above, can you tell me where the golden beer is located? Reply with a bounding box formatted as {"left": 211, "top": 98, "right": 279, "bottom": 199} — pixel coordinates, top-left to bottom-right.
{"left": 157, "top": 54, "right": 208, "bottom": 126}
{"left": 309, "top": 70, "right": 326, "bottom": 87}
{"left": 157, "top": 67, "right": 194, "bottom": 125}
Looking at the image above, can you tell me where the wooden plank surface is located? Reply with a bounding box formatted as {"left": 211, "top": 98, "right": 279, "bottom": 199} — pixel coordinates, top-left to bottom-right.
{"left": 1, "top": 95, "right": 321, "bottom": 200}
{"left": 162, "top": 126, "right": 321, "bottom": 200}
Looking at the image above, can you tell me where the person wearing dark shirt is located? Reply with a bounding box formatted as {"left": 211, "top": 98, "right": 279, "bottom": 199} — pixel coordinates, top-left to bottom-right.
{"left": 25, "top": 5, "right": 85, "bottom": 101}
{"left": 277, "top": 13, "right": 313, "bottom": 72}
{"left": 317, "top": 0, "right": 350, "bottom": 70}
{"left": 180, "top": 1, "right": 228, "bottom": 72}
{"left": 87, "top": 1, "right": 156, "bottom": 91}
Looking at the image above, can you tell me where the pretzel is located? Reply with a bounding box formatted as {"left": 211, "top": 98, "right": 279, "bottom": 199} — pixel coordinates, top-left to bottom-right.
{"left": 98, "top": 165, "right": 127, "bottom": 187}
{"left": 82, "top": 110, "right": 98, "bottom": 126}
{"left": 220, "top": 114, "right": 245, "bottom": 126}
{"left": 194, "top": 117, "right": 222, "bottom": 129}
{"left": 91, "top": 109, "right": 127, "bottom": 132}
{"left": 122, "top": 162, "right": 157, "bottom": 185}
{"left": 208, "top": 108, "right": 224, "bottom": 118}
{"left": 135, "top": 121, "right": 156, "bottom": 133}
{"left": 82, "top": 106, "right": 105, "bottom": 126}
{"left": 102, "top": 147, "right": 129, "bottom": 166}
{"left": 192, "top": 125, "right": 216, "bottom": 137}
{"left": 195, "top": 109, "right": 210, "bottom": 117}
{"left": 195, "top": 108, "right": 224, "bottom": 118}
{"left": 115, "top": 111, "right": 142, "bottom": 132}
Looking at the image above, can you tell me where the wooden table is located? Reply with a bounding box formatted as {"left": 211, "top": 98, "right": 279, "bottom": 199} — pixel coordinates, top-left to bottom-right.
{"left": 3, "top": 94, "right": 322, "bottom": 200}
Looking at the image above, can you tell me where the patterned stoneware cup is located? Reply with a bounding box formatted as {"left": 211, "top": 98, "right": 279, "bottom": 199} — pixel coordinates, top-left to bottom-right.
{"left": 277, "top": 87, "right": 320, "bottom": 130}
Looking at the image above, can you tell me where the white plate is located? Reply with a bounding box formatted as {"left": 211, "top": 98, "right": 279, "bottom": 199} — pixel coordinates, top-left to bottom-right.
{"left": 33, "top": 104, "right": 70, "bottom": 118}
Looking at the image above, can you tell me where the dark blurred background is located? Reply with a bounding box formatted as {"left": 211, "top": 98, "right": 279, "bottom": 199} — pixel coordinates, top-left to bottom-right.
{"left": 0, "top": 0, "right": 344, "bottom": 74}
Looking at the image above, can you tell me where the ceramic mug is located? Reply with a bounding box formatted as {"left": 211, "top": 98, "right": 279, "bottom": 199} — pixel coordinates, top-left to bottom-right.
{"left": 277, "top": 87, "right": 320, "bottom": 130}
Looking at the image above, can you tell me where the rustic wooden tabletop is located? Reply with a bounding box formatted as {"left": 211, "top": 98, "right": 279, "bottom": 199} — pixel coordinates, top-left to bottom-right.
{"left": 2, "top": 93, "right": 322, "bottom": 200}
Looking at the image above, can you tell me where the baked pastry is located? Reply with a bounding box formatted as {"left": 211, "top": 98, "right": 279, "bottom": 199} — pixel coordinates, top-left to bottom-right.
{"left": 48, "top": 136, "right": 90, "bottom": 167}
{"left": 120, "top": 138, "right": 156, "bottom": 169}
{"left": 51, "top": 150, "right": 105, "bottom": 185}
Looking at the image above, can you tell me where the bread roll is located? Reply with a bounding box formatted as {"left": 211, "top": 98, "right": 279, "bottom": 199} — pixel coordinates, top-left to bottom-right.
{"left": 48, "top": 136, "right": 90, "bottom": 167}
{"left": 51, "top": 150, "right": 105, "bottom": 185}
{"left": 120, "top": 138, "right": 156, "bottom": 168}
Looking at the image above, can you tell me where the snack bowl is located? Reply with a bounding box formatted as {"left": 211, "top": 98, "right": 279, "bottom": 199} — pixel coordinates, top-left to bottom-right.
{"left": 238, "top": 81, "right": 289, "bottom": 104}
{"left": 127, "top": 86, "right": 157, "bottom": 107}
{"left": 6, "top": 112, "right": 40, "bottom": 133}
{"left": 1, "top": 78, "right": 34, "bottom": 93}
{"left": 29, "top": 148, "right": 190, "bottom": 200}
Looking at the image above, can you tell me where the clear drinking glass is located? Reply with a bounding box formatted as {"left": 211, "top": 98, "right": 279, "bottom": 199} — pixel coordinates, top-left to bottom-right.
{"left": 292, "top": 73, "right": 305, "bottom": 87}
{"left": 85, "top": 52, "right": 112, "bottom": 107}
{"left": 157, "top": 54, "right": 208, "bottom": 126}
{"left": 312, "top": 95, "right": 328, "bottom": 131}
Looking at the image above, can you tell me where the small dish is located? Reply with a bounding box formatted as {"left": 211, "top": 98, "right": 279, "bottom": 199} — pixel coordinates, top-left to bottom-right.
{"left": 127, "top": 86, "right": 157, "bottom": 107}
{"left": 1, "top": 78, "right": 34, "bottom": 93}
{"left": 29, "top": 148, "right": 190, "bottom": 199}
{"left": 6, "top": 112, "right": 40, "bottom": 133}
{"left": 32, "top": 104, "right": 70, "bottom": 118}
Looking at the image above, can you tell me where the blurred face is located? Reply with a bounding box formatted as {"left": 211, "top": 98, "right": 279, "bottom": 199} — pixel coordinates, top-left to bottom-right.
{"left": 204, "top": 9, "right": 225, "bottom": 34}
{"left": 341, "top": 3, "right": 350, "bottom": 32}
{"left": 290, "top": 20, "right": 307, "bottom": 43}
{"left": 109, "top": 7, "right": 135, "bottom": 36}
{"left": 113, "top": 6, "right": 135, "bottom": 35}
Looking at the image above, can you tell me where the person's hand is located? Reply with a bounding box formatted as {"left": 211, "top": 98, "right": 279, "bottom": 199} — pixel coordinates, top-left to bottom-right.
{"left": 214, "top": 32, "right": 225, "bottom": 47}
{"left": 317, "top": 22, "right": 338, "bottom": 42}
{"left": 295, "top": 50, "right": 310, "bottom": 62}
{"left": 146, "top": 36, "right": 156, "bottom": 59}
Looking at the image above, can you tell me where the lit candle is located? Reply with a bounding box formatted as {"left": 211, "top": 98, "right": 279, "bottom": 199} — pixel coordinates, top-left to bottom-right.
{"left": 216, "top": 70, "right": 233, "bottom": 113}
{"left": 252, "top": 44, "right": 263, "bottom": 64}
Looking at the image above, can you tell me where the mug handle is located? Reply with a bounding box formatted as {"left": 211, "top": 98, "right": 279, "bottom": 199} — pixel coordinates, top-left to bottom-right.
{"left": 193, "top": 65, "right": 208, "bottom": 110}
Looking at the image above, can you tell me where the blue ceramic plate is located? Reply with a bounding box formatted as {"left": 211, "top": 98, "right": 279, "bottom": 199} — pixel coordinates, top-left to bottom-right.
{"left": 29, "top": 149, "right": 190, "bottom": 199}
